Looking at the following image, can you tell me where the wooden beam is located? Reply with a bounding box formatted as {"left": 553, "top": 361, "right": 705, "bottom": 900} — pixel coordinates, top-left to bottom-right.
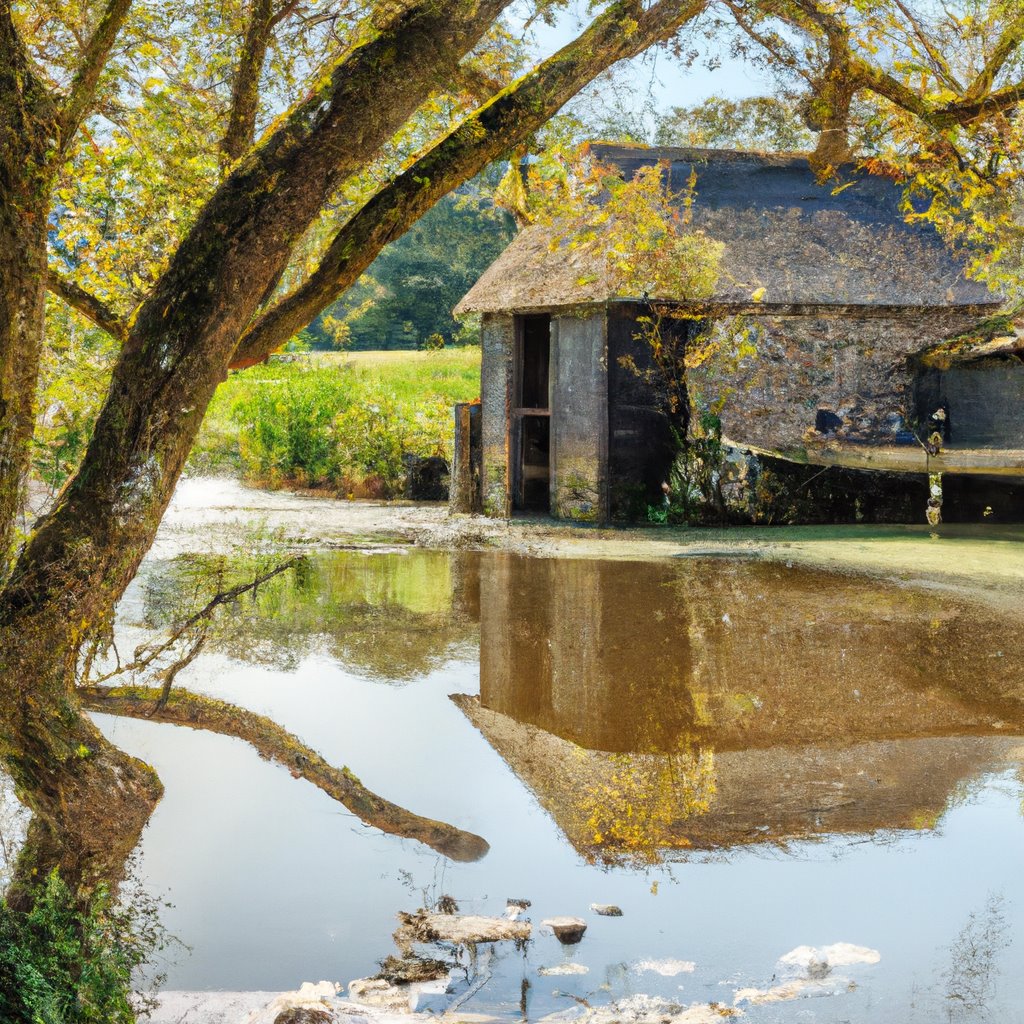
{"left": 728, "top": 438, "right": 1024, "bottom": 477}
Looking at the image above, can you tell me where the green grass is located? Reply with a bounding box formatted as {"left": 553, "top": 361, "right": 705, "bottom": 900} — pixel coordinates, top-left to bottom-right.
{"left": 189, "top": 348, "right": 481, "bottom": 496}
{"left": 326, "top": 348, "right": 482, "bottom": 403}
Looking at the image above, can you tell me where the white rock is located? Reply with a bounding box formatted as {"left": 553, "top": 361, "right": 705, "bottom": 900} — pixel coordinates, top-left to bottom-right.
{"left": 346, "top": 978, "right": 410, "bottom": 1013}
{"left": 779, "top": 942, "right": 880, "bottom": 972}
{"left": 734, "top": 942, "right": 880, "bottom": 1006}
{"left": 538, "top": 963, "right": 590, "bottom": 976}
{"left": 634, "top": 959, "right": 696, "bottom": 977}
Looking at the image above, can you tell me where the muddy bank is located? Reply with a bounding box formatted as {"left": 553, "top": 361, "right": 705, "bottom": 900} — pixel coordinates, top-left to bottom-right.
{"left": 158, "top": 478, "right": 1024, "bottom": 611}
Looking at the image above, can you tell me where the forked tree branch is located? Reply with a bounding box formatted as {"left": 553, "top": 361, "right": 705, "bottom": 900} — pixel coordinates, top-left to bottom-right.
{"left": 231, "top": 0, "right": 706, "bottom": 367}
{"left": 80, "top": 685, "right": 491, "bottom": 862}
{"left": 46, "top": 267, "right": 131, "bottom": 340}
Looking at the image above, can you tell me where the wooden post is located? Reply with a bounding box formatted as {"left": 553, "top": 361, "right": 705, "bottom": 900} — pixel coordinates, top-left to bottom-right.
{"left": 450, "top": 402, "right": 482, "bottom": 513}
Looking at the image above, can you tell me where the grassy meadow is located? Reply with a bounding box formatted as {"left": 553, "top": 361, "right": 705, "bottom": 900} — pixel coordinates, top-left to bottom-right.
{"left": 189, "top": 348, "right": 481, "bottom": 496}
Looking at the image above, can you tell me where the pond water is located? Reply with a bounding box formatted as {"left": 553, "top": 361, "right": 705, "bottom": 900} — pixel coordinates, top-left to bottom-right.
{"left": 96, "top": 548, "right": 1024, "bottom": 1022}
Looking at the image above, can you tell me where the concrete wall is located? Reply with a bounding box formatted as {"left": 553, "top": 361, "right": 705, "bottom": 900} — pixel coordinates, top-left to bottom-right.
{"left": 550, "top": 310, "right": 608, "bottom": 520}
{"left": 480, "top": 313, "right": 514, "bottom": 517}
{"left": 690, "top": 310, "right": 984, "bottom": 454}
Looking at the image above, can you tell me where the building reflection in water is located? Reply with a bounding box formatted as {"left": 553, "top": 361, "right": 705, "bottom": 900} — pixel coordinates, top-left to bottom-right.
{"left": 457, "top": 552, "right": 1024, "bottom": 864}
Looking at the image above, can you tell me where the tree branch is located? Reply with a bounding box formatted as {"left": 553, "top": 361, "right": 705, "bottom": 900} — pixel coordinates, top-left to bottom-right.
{"left": 220, "top": 0, "right": 277, "bottom": 168}
{"left": 231, "top": 0, "right": 706, "bottom": 368}
{"left": 80, "top": 685, "right": 490, "bottom": 862}
{"left": 962, "top": 10, "right": 1024, "bottom": 103}
{"left": 721, "top": 2, "right": 813, "bottom": 85}
{"left": 934, "top": 78, "right": 1024, "bottom": 125}
{"left": 45, "top": 267, "right": 130, "bottom": 341}
{"left": 853, "top": 56, "right": 1024, "bottom": 127}
{"left": 890, "top": 0, "right": 964, "bottom": 94}
{"left": 58, "top": 0, "right": 134, "bottom": 149}
{"left": 89, "top": 557, "right": 299, "bottom": 710}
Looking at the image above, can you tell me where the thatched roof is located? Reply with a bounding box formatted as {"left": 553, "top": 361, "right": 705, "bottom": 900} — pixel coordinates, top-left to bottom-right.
{"left": 453, "top": 695, "right": 1023, "bottom": 861}
{"left": 455, "top": 145, "right": 1000, "bottom": 315}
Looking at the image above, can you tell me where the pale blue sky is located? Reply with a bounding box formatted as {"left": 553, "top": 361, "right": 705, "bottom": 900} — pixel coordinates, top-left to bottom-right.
{"left": 527, "top": 0, "right": 777, "bottom": 116}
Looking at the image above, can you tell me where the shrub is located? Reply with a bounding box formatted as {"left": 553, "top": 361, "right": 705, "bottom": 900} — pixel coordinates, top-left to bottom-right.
{"left": 232, "top": 370, "right": 354, "bottom": 487}
{"left": 0, "top": 870, "right": 169, "bottom": 1024}
{"left": 188, "top": 351, "right": 481, "bottom": 495}
{"left": 334, "top": 389, "right": 451, "bottom": 496}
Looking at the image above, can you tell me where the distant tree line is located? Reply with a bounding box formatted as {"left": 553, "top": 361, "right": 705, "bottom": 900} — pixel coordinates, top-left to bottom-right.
{"left": 297, "top": 186, "right": 515, "bottom": 351}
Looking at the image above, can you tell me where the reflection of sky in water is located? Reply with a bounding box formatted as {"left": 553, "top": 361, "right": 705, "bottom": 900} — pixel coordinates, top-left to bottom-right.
{"left": 95, "top": 551, "right": 1024, "bottom": 1021}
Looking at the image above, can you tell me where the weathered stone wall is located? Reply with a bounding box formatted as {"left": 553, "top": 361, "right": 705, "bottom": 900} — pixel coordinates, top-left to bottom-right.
{"left": 691, "top": 310, "right": 985, "bottom": 454}
{"left": 480, "top": 313, "right": 514, "bottom": 517}
{"left": 550, "top": 311, "right": 608, "bottom": 520}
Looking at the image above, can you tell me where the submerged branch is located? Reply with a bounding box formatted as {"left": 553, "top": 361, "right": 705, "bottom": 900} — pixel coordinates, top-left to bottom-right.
{"left": 89, "top": 557, "right": 300, "bottom": 692}
{"left": 79, "top": 685, "right": 490, "bottom": 863}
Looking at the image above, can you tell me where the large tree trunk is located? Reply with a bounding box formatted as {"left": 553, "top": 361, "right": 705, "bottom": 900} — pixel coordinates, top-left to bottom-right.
{"left": 0, "top": 9, "right": 58, "bottom": 569}
{"left": 0, "top": 7, "right": 160, "bottom": 908}
{"left": 0, "top": 484, "right": 163, "bottom": 909}
{"left": 0, "top": 0, "right": 508, "bottom": 899}
{"left": 0, "top": 201, "right": 47, "bottom": 571}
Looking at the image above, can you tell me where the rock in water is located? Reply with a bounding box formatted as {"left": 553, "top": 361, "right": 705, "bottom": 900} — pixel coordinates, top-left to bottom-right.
{"left": 538, "top": 963, "right": 590, "bottom": 976}
{"left": 394, "top": 910, "right": 531, "bottom": 950}
{"left": 346, "top": 978, "right": 410, "bottom": 1013}
{"left": 376, "top": 954, "right": 451, "bottom": 984}
{"left": 542, "top": 916, "right": 588, "bottom": 944}
{"left": 274, "top": 1010, "right": 333, "bottom": 1024}
{"left": 590, "top": 904, "right": 623, "bottom": 917}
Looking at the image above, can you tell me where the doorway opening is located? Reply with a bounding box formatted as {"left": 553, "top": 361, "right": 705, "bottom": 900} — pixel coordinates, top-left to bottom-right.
{"left": 514, "top": 315, "right": 551, "bottom": 512}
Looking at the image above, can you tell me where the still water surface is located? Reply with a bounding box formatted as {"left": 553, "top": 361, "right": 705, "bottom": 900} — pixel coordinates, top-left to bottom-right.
{"left": 96, "top": 549, "right": 1024, "bottom": 1022}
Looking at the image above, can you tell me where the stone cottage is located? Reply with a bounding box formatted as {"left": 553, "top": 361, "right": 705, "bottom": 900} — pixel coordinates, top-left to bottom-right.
{"left": 454, "top": 144, "right": 1023, "bottom": 522}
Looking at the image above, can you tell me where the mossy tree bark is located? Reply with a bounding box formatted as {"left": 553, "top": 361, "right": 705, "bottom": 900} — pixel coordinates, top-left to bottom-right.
{"left": 0, "top": 0, "right": 512, "bottom": 901}
{"left": 0, "top": 0, "right": 133, "bottom": 570}
{"left": 0, "top": 7, "right": 58, "bottom": 570}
